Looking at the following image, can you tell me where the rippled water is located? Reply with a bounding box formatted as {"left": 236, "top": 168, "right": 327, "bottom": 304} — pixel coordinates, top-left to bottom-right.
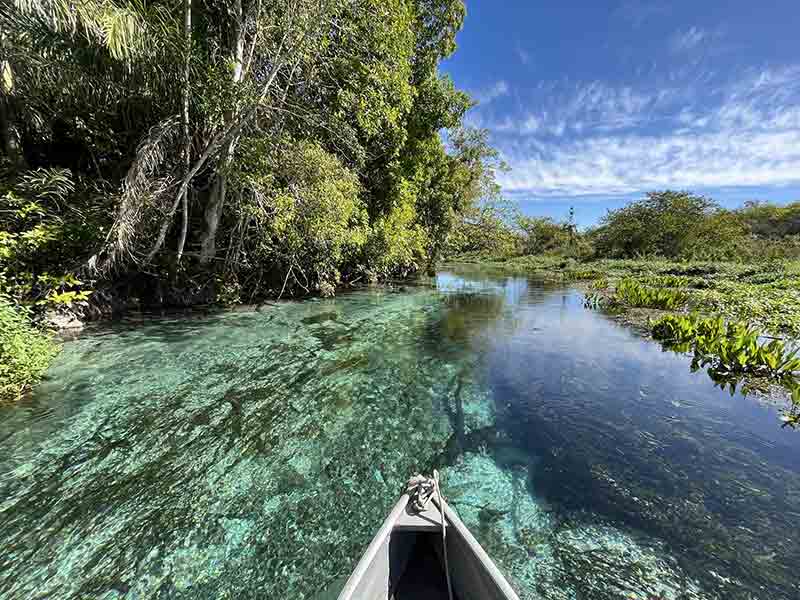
{"left": 1, "top": 265, "right": 799, "bottom": 600}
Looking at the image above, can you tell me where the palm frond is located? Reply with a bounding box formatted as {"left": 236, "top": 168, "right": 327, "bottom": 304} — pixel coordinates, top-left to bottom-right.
{"left": 8, "top": 0, "right": 180, "bottom": 63}
{"left": 92, "top": 115, "right": 182, "bottom": 271}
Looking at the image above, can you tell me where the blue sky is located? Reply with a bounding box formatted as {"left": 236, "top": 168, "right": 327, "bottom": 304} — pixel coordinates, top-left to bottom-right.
{"left": 441, "top": 1, "right": 800, "bottom": 226}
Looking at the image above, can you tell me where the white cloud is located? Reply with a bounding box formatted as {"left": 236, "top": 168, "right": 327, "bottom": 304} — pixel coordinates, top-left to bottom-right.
{"left": 473, "top": 80, "right": 510, "bottom": 105}
{"left": 669, "top": 26, "right": 708, "bottom": 53}
{"left": 499, "top": 129, "right": 800, "bottom": 197}
{"left": 483, "top": 80, "right": 667, "bottom": 136}
{"left": 479, "top": 66, "right": 800, "bottom": 198}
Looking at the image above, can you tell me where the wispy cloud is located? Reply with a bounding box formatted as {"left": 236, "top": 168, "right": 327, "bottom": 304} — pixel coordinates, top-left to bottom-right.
{"left": 477, "top": 66, "right": 800, "bottom": 198}
{"left": 499, "top": 129, "right": 800, "bottom": 197}
{"left": 472, "top": 80, "right": 510, "bottom": 105}
{"left": 516, "top": 42, "right": 531, "bottom": 66}
{"left": 669, "top": 26, "right": 708, "bottom": 53}
{"left": 479, "top": 80, "right": 671, "bottom": 136}
{"left": 668, "top": 26, "right": 727, "bottom": 55}
{"left": 616, "top": 0, "right": 670, "bottom": 28}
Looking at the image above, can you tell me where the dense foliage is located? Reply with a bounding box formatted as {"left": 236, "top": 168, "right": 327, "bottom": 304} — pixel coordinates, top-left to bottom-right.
{"left": 1, "top": 0, "right": 498, "bottom": 304}
{"left": 0, "top": 297, "right": 59, "bottom": 402}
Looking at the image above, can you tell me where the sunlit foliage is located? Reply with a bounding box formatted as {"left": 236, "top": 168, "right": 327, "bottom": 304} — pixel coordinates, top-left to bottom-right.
{"left": 0, "top": 297, "right": 59, "bottom": 403}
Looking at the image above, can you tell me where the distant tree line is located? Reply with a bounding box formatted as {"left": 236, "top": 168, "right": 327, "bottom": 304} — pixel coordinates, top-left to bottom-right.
{"left": 447, "top": 191, "right": 800, "bottom": 262}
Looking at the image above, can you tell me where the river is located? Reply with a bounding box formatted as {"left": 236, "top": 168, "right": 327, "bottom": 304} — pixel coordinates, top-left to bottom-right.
{"left": 1, "top": 265, "right": 799, "bottom": 600}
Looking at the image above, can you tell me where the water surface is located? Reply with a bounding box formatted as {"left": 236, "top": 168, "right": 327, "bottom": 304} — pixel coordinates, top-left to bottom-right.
{"left": 1, "top": 265, "right": 798, "bottom": 600}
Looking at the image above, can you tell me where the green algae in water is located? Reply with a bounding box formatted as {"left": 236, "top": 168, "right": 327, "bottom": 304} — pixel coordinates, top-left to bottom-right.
{"left": 1, "top": 271, "right": 799, "bottom": 600}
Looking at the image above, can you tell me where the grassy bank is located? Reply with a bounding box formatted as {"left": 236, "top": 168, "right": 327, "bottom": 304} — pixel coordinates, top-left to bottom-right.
{"left": 0, "top": 299, "right": 60, "bottom": 403}
{"left": 451, "top": 254, "right": 800, "bottom": 425}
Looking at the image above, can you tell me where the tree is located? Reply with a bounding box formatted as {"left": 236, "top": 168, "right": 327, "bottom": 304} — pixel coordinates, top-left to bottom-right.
{"left": 516, "top": 215, "right": 570, "bottom": 254}
{"left": 738, "top": 201, "right": 800, "bottom": 238}
{"left": 593, "top": 190, "right": 719, "bottom": 258}
{"left": 446, "top": 197, "right": 520, "bottom": 257}
{"left": 1, "top": 0, "right": 502, "bottom": 303}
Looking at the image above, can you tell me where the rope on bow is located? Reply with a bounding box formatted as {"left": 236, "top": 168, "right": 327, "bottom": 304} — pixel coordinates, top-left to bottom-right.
{"left": 405, "top": 471, "right": 453, "bottom": 600}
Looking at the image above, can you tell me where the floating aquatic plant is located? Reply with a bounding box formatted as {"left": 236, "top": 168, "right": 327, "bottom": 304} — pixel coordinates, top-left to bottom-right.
{"left": 651, "top": 314, "right": 800, "bottom": 379}
{"left": 588, "top": 277, "right": 609, "bottom": 290}
{"left": 632, "top": 274, "right": 692, "bottom": 288}
{"left": 652, "top": 314, "right": 800, "bottom": 419}
{"left": 613, "top": 279, "right": 688, "bottom": 310}
{"left": 562, "top": 269, "right": 605, "bottom": 282}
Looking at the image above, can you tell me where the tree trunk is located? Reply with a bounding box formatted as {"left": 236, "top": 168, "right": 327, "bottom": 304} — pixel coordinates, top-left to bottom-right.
{"left": 198, "top": 0, "right": 244, "bottom": 266}
{"left": 144, "top": 15, "right": 293, "bottom": 265}
{"left": 176, "top": 0, "right": 192, "bottom": 263}
{"left": 200, "top": 172, "right": 226, "bottom": 263}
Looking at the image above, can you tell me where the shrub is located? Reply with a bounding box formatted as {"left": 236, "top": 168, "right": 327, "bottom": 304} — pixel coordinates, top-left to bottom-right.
{"left": 592, "top": 191, "right": 750, "bottom": 259}
{"left": 0, "top": 298, "right": 59, "bottom": 402}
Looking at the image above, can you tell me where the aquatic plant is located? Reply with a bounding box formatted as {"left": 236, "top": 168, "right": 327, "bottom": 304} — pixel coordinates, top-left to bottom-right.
{"left": 588, "top": 277, "right": 609, "bottom": 290}
{"left": 562, "top": 269, "right": 605, "bottom": 281}
{"left": 651, "top": 314, "right": 800, "bottom": 380}
{"left": 476, "top": 256, "right": 800, "bottom": 336}
{"left": 613, "top": 279, "right": 688, "bottom": 310}
{"left": 693, "top": 281, "right": 800, "bottom": 336}
{"left": 632, "top": 274, "right": 691, "bottom": 288}
{"left": 783, "top": 396, "right": 800, "bottom": 428}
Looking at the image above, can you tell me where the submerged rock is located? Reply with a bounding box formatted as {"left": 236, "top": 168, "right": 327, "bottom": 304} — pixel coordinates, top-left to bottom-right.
{"left": 45, "top": 309, "right": 84, "bottom": 331}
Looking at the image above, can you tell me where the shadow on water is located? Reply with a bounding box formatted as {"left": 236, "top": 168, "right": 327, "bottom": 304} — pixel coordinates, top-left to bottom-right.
{"left": 0, "top": 268, "right": 799, "bottom": 600}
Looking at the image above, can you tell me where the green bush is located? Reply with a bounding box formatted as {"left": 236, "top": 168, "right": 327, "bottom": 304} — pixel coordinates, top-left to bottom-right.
{"left": 1, "top": 168, "right": 97, "bottom": 308}
{"left": 590, "top": 191, "right": 753, "bottom": 260}
{"left": 0, "top": 298, "right": 59, "bottom": 402}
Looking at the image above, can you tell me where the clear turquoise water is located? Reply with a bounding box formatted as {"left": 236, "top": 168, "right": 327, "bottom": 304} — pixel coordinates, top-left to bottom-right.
{"left": 1, "top": 265, "right": 799, "bottom": 600}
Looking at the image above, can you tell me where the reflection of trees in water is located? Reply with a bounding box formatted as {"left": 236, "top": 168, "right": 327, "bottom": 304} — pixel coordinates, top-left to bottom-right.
{"left": 438, "top": 293, "right": 506, "bottom": 344}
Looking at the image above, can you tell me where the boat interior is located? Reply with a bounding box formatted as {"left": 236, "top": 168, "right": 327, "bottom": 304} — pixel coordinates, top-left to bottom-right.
{"left": 390, "top": 532, "right": 456, "bottom": 600}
